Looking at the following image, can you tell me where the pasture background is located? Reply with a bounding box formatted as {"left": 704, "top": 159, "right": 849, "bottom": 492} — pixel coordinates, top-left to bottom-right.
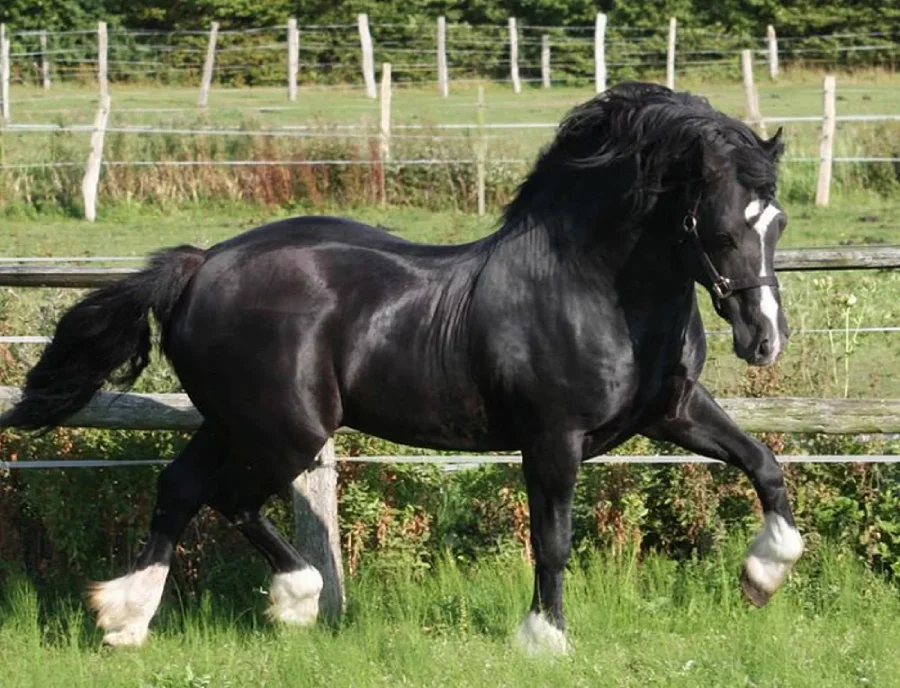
{"left": 2, "top": 13, "right": 900, "bottom": 682}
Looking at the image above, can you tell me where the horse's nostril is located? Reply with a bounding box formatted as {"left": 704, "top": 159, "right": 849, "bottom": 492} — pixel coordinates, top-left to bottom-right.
{"left": 757, "top": 339, "right": 772, "bottom": 358}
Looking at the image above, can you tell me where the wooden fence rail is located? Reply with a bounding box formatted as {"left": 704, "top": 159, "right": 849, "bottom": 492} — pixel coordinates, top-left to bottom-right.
{"left": 1, "top": 246, "right": 898, "bottom": 289}
{"left": 3, "top": 387, "right": 900, "bottom": 435}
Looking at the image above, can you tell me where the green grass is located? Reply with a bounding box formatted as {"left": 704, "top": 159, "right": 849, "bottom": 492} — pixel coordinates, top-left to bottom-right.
{"left": 2, "top": 193, "right": 899, "bottom": 255}
{"left": 1, "top": 540, "right": 898, "bottom": 687}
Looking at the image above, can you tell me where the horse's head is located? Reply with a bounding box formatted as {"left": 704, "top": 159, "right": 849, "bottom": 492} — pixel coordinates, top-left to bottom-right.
{"left": 503, "top": 82, "right": 790, "bottom": 366}
{"left": 685, "top": 128, "right": 788, "bottom": 366}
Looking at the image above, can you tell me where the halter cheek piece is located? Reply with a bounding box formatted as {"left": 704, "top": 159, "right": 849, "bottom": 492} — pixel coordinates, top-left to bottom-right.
{"left": 680, "top": 207, "right": 779, "bottom": 301}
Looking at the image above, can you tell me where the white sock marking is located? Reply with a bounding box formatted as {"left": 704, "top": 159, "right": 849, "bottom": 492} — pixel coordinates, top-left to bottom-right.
{"left": 515, "top": 611, "right": 570, "bottom": 656}
{"left": 746, "top": 200, "right": 783, "bottom": 360}
{"left": 744, "top": 512, "right": 804, "bottom": 594}
{"left": 88, "top": 564, "right": 169, "bottom": 646}
{"left": 268, "top": 567, "right": 324, "bottom": 626}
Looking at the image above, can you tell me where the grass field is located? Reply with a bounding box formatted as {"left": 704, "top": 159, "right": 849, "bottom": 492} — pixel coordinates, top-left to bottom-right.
{"left": 2, "top": 73, "right": 900, "bottom": 686}
{"left": 3, "top": 71, "right": 900, "bottom": 208}
{"left": 1, "top": 540, "right": 898, "bottom": 687}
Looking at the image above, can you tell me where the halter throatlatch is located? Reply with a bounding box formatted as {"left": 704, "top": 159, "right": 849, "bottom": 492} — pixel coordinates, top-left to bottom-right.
{"left": 681, "top": 205, "right": 779, "bottom": 300}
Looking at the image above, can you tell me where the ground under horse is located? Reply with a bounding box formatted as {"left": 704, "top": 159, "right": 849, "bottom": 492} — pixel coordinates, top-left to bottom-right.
{"left": 2, "top": 82, "right": 803, "bottom": 652}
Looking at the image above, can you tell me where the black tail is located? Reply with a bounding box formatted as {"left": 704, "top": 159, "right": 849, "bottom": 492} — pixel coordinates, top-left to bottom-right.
{"left": 1, "top": 245, "right": 205, "bottom": 431}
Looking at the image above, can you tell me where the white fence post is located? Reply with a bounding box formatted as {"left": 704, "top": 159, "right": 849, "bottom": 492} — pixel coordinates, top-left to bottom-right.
{"left": 292, "top": 439, "right": 345, "bottom": 623}
{"left": 198, "top": 21, "right": 218, "bottom": 107}
{"left": 476, "top": 86, "right": 486, "bottom": 216}
{"left": 666, "top": 17, "right": 677, "bottom": 90}
{"left": 437, "top": 16, "right": 449, "bottom": 97}
{"left": 816, "top": 75, "right": 837, "bottom": 207}
{"left": 82, "top": 94, "right": 111, "bottom": 222}
{"left": 767, "top": 25, "right": 779, "bottom": 80}
{"left": 39, "top": 30, "right": 50, "bottom": 89}
{"left": 741, "top": 49, "right": 766, "bottom": 136}
{"left": 380, "top": 63, "right": 391, "bottom": 162}
{"left": 287, "top": 17, "right": 299, "bottom": 101}
{"left": 508, "top": 17, "right": 521, "bottom": 94}
{"left": 541, "top": 35, "right": 551, "bottom": 88}
{"left": 98, "top": 21, "right": 108, "bottom": 99}
{"left": 0, "top": 25, "right": 9, "bottom": 124}
{"left": 595, "top": 13, "right": 607, "bottom": 93}
{"left": 358, "top": 13, "right": 376, "bottom": 99}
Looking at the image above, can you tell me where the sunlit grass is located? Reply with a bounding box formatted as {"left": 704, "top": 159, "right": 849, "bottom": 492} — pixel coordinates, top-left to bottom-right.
{"left": 0, "top": 540, "right": 897, "bottom": 687}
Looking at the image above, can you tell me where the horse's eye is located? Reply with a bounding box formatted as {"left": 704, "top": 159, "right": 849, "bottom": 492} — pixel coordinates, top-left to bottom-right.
{"left": 709, "top": 234, "right": 737, "bottom": 250}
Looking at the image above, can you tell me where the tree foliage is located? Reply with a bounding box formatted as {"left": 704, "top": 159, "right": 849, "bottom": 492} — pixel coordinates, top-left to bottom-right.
{"left": 1, "top": 0, "right": 898, "bottom": 36}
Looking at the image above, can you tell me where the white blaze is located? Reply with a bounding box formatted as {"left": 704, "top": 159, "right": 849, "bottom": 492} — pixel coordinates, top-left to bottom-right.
{"left": 745, "top": 200, "right": 783, "bottom": 359}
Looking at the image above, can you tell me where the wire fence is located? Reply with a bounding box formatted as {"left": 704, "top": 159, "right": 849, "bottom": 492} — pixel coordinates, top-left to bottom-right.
{"left": 3, "top": 20, "right": 899, "bottom": 90}
{"left": 4, "top": 454, "right": 900, "bottom": 472}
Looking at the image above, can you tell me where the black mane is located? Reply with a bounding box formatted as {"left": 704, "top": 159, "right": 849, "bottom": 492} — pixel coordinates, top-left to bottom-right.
{"left": 503, "top": 82, "right": 781, "bottom": 234}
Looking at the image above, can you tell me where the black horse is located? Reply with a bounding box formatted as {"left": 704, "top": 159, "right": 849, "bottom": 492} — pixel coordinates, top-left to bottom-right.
{"left": 2, "top": 82, "right": 802, "bottom": 652}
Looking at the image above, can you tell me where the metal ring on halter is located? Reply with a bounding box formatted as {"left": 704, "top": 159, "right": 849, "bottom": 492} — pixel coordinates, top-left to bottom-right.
{"left": 711, "top": 276, "right": 734, "bottom": 299}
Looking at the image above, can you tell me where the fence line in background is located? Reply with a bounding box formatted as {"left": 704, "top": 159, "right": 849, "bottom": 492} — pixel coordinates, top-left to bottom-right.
{"left": 666, "top": 17, "right": 677, "bottom": 89}
{"left": 287, "top": 17, "right": 298, "bottom": 101}
{"left": 0, "top": 24, "right": 10, "bottom": 122}
{"left": 357, "top": 13, "right": 375, "bottom": 98}
{"left": 3, "top": 17, "right": 897, "bottom": 99}
{"left": 197, "top": 21, "right": 218, "bottom": 107}
{"left": 816, "top": 74, "right": 837, "bottom": 206}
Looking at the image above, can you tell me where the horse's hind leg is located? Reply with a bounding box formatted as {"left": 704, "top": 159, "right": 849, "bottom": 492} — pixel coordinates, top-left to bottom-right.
{"left": 231, "top": 510, "right": 323, "bottom": 626}
{"left": 206, "top": 454, "right": 325, "bottom": 627}
{"left": 89, "top": 424, "right": 222, "bottom": 646}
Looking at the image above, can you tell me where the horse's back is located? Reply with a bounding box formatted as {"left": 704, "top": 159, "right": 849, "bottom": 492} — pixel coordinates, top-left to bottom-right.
{"left": 164, "top": 214, "right": 489, "bottom": 451}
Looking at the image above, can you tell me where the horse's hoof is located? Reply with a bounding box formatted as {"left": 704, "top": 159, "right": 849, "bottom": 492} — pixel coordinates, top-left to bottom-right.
{"left": 515, "top": 611, "right": 571, "bottom": 657}
{"left": 101, "top": 628, "right": 149, "bottom": 647}
{"left": 740, "top": 565, "right": 773, "bottom": 608}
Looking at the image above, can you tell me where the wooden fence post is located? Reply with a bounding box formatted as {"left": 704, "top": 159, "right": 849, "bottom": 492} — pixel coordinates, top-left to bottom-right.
{"left": 198, "top": 21, "right": 218, "bottom": 107}
{"left": 541, "top": 35, "right": 550, "bottom": 88}
{"left": 508, "top": 17, "right": 521, "bottom": 94}
{"left": 287, "top": 17, "right": 299, "bottom": 101}
{"left": 595, "top": 13, "right": 607, "bottom": 93}
{"left": 82, "top": 94, "right": 111, "bottom": 222}
{"left": 437, "top": 16, "right": 449, "bottom": 97}
{"left": 39, "top": 30, "right": 50, "bottom": 89}
{"left": 98, "top": 21, "right": 108, "bottom": 99}
{"left": 767, "top": 25, "right": 779, "bottom": 80}
{"left": 380, "top": 63, "right": 391, "bottom": 163}
{"left": 358, "top": 13, "right": 376, "bottom": 99}
{"left": 666, "top": 17, "right": 677, "bottom": 90}
{"left": 476, "top": 85, "right": 486, "bottom": 216}
{"left": 741, "top": 49, "right": 766, "bottom": 136}
{"left": 816, "top": 75, "right": 837, "bottom": 207}
{"left": 292, "top": 439, "right": 345, "bottom": 623}
{"left": 0, "top": 25, "right": 9, "bottom": 124}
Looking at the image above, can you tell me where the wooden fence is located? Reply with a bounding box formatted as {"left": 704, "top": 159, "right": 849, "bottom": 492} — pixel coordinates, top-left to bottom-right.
{"left": 2, "top": 246, "right": 899, "bottom": 288}
{"left": 2, "top": 244, "right": 899, "bottom": 616}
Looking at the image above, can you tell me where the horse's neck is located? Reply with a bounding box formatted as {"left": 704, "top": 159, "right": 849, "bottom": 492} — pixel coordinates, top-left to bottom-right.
{"left": 487, "top": 214, "right": 690, "bottom": 299}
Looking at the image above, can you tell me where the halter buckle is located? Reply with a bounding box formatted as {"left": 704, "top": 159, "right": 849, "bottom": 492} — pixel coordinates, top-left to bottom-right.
{"left": 682, "top": 213, "right": 698, "bottom": 233}
{"left": 712, "top": 276, "right": 733, "bottom": 299}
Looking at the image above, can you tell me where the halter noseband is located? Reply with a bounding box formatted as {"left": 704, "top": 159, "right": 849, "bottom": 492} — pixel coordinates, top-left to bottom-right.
{"left": 680, "top": 204, "right": 779, "bottom": 300}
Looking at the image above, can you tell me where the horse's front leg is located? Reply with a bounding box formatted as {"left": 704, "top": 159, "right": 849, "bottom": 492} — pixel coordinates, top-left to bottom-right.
{"left": 516, "top": 433, "right": 581, "bottom": 656}
{"left": 643, "top": 379, "right": 804, "bottom": 606}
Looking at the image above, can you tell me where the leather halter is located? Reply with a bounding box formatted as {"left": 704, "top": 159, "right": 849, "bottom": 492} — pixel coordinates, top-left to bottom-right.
{"left": 680, "top": 204, "right": 779, "bottom": 300}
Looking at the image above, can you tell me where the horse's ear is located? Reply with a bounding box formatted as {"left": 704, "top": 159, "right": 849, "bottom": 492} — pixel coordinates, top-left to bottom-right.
{"left": 764, "top": 127, "right": 785, "bottom": 162}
